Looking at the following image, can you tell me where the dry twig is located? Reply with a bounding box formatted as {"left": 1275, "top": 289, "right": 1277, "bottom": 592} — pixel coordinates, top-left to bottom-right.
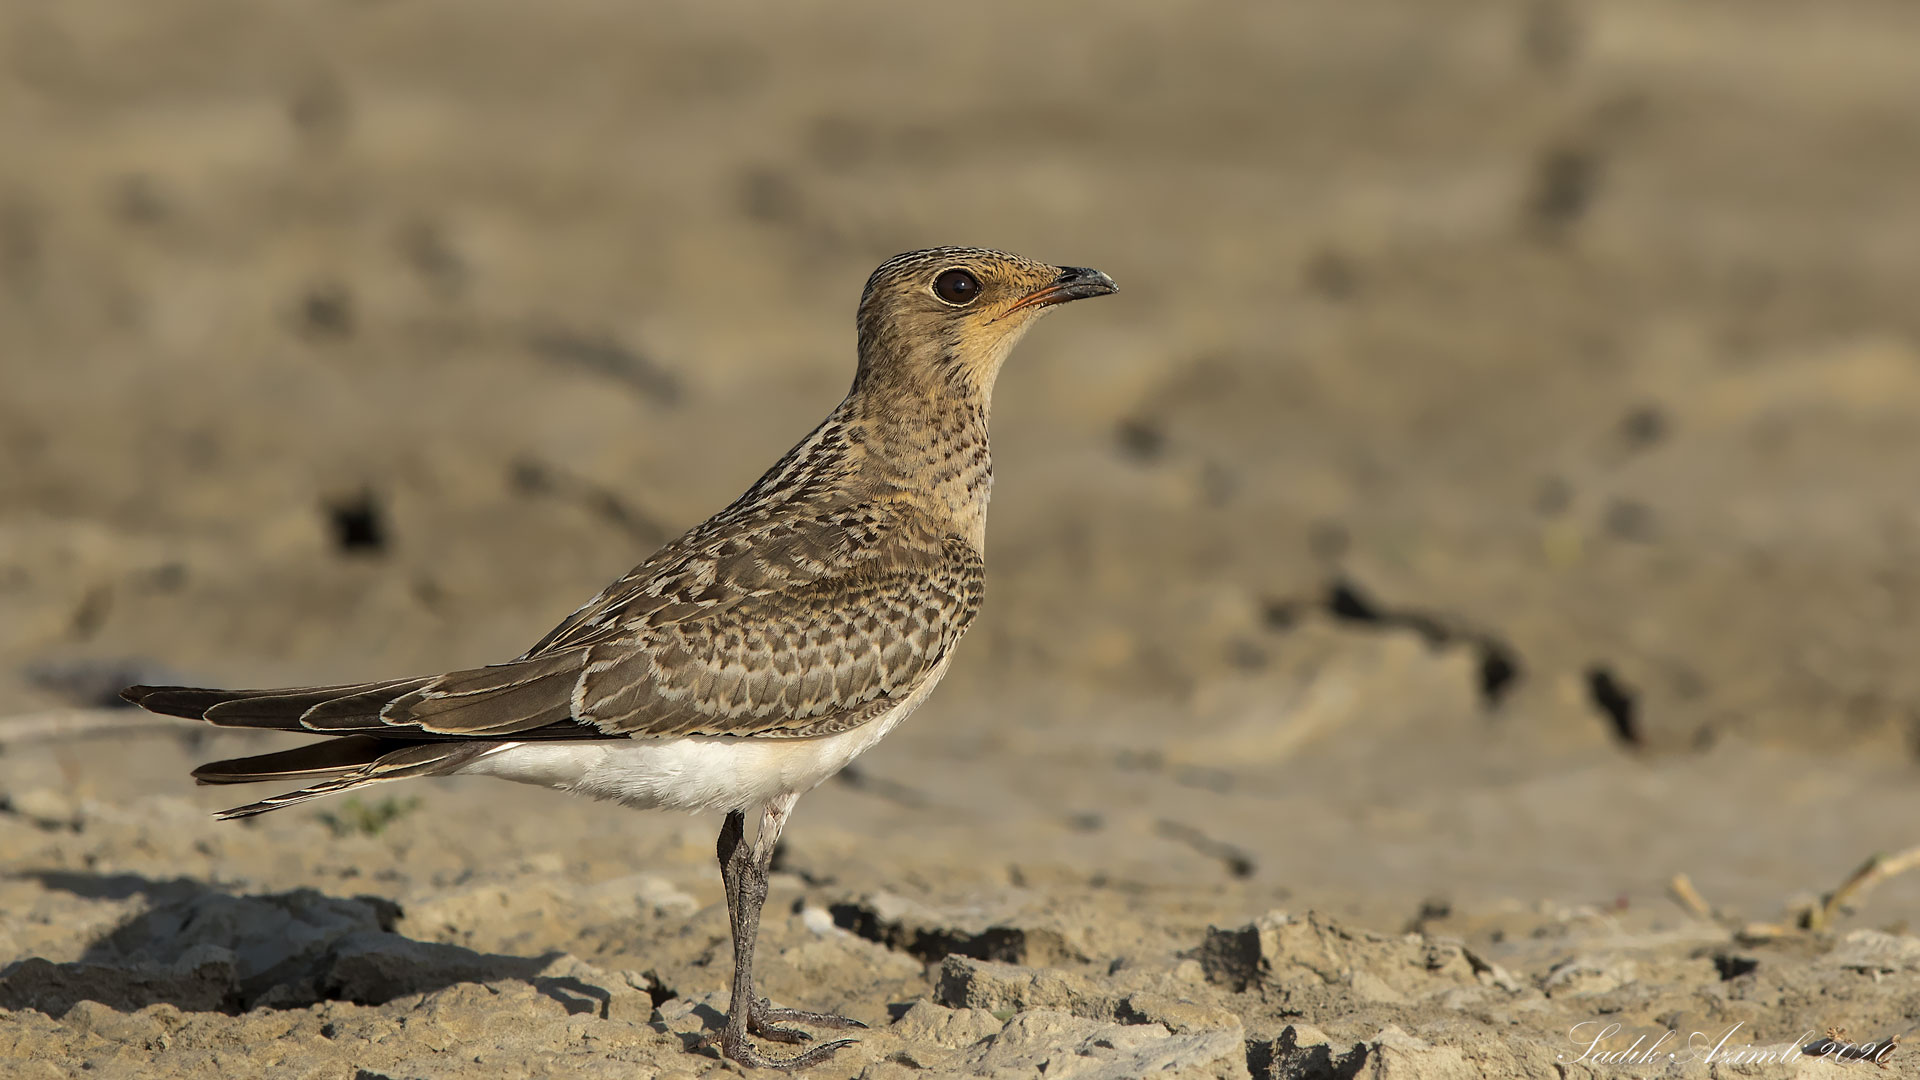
{"left": 1806, "top": 845, "right": 1920, "bottom": 933}
{"left": 1667, "top": 872, "right": 1712, "bottom": 919}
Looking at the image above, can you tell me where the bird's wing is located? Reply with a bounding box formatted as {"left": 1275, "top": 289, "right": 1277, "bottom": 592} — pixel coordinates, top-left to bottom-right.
{"left": 130, "top": 528, "right": 983, "bottom": 742}
{"left": 518, "top": 497, "right": 902, "bottom": 657}
{"left": 568, "top": 533, "right": 982, "bottom": 737}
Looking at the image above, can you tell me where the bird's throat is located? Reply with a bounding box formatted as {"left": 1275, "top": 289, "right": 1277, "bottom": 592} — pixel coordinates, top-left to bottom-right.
{"left": 853, "top": 386, "right": 994, "bottom": 548}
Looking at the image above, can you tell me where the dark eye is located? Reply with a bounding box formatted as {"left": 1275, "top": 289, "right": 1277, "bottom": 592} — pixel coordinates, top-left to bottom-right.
{"left": 932, "top": 268, "right": 981, "bottom": 305}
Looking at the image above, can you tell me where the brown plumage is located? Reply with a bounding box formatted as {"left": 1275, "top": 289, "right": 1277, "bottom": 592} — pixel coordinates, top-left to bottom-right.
{"left": 122, "top": 246, "right": 1115, "bottom": 1069}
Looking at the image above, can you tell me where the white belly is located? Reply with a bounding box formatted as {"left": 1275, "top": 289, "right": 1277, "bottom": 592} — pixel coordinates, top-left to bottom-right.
{"left": 457, "top": 658, "right": 947, "bottom": 813}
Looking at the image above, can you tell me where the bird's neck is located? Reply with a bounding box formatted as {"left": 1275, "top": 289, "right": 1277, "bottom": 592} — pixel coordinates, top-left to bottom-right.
{"left": 846, "top": 383, "right": 994, "bottom": 549}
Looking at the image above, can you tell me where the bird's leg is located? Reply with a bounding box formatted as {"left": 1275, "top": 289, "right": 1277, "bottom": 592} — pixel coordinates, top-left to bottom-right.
{"left": 716, "top": 795, "right": 861, "bottom": 1070}
{"left": 743, "top": 795, "right": 867, "bottom": 1037}
{"left": 722, "top": 800, "right": 811, "bottom": 1046}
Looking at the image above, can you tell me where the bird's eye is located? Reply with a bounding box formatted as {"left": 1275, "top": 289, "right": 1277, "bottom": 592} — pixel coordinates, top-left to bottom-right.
{"left": 932, "top": 268, "right": 981, "bottom": 306}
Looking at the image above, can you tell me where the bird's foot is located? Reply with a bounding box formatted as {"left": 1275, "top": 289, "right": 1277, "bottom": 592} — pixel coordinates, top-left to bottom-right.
{"left": 748, "top": 996, "right": 868, "bottom": 1044}
{"left": 721, "top": 1025, "right": 858, "bottom": 1071}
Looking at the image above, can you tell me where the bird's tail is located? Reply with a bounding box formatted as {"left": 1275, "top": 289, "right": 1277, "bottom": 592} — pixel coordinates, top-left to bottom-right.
{"left": 122, "top": 682, "right": 500, "bottom": 819}
{"left": 121, "top": 678, "right": 436, "bottom": 731}
{"left": 191, "top": 736, "right": 501, "bottom": 819}
{"left": 195, "top": 737, "right": 500, "bottom": 819}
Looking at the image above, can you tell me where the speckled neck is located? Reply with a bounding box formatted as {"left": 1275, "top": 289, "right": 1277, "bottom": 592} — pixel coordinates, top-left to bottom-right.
{"left": 852, "top": 383, "right": 994, "bottom": 550}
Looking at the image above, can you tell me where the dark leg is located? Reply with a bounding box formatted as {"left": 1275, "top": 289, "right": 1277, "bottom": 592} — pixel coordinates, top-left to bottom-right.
{"left": 716, "top": 808, "right": 805, "bottom": 1046}
{"left": 714, "top": 794, "right": 863, "bottom": 1070}
{"left": 742, "top": 794, "right": 865, "bottom": 1039}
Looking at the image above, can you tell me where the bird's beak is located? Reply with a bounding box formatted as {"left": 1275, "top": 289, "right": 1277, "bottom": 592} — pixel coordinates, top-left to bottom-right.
{"left": 1002, "top": 266, "right": 1119, "bottom": 317}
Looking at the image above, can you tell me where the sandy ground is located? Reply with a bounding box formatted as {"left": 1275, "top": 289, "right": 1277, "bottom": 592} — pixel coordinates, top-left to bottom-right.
{"left": 4, "top": 1, "right": 1920, "bottom": 1076}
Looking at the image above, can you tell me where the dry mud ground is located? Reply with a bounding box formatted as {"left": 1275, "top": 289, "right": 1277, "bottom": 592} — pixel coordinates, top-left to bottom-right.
{"left": 5, "top": 1, "right": 1920, "bottom": 1077}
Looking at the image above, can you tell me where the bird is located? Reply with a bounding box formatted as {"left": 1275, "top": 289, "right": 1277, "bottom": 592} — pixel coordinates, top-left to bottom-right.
{"left": 122, "top": 246, "right": 1117, "bottom": 1070}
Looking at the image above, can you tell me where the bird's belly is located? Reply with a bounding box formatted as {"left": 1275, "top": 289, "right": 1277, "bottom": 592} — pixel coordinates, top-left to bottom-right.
{"left": 460, "top": 667, "right": 943, "bottom": 813}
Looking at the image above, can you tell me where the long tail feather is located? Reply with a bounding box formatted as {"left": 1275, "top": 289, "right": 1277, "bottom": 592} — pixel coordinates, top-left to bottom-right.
{"left": 121, "top": 679, "right": 434, "bottom": 730}
{"left": 196, "top": 740, "right": 503, "bottom": 819}
{"left": 191, "top": 735, "right": 399, "bottom": 785}
{"left": 213, "top": 775, "right": 392, "bottom": 820}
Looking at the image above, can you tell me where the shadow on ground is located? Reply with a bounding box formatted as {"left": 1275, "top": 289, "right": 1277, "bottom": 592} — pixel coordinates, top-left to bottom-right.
{"left": 0, "top": 871, "right": 586, "bottom": 1018}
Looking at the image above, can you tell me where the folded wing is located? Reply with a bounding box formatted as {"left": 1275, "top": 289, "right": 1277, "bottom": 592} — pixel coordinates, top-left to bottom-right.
{"left": 125, "top": 533, "right": 982, "bottom": 743}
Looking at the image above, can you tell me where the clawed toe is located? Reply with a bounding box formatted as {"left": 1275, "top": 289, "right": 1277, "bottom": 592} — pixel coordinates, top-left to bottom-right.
{"left": 756, "top": 998, "right": 868, "bottom": 1031}
{"left": 748, "top": 1017, "right": 813, "bottom": 1045}
{"left": 722, "top": 1032, "right": 859, "bottom": 1071}
{"left": 718, "top": 998, "right": 864, "bottom": 1068}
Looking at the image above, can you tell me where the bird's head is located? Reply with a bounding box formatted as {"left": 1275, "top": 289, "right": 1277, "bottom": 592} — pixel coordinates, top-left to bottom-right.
{"left": 854, "top": 247, "right": 1117, "bottom": 400}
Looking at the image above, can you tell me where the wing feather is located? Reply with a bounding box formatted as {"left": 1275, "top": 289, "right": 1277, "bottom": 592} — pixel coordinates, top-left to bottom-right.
{"left": 518, "top": 499, "right": 901, "bottom": 656}
{"left": 128, "top": 506, "right": 981, "bottom": 744}
{"left": 570, "top": 535, "right": 983, "bottom": 738}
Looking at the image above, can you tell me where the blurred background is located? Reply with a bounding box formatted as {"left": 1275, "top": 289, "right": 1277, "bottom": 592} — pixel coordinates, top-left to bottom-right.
{"left": 4, "top": 1, "right": 1920, "bottom": 1072}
